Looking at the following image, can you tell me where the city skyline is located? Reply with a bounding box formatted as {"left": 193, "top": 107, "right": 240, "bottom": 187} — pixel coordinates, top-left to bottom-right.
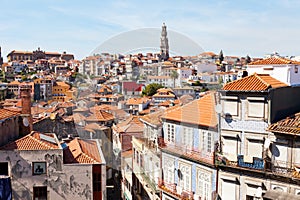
{"left": 1, "top": 0, "right": 300, "bottom": 60}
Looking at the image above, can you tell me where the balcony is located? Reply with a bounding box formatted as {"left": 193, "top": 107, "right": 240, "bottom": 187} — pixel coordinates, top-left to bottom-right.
{"left": 216, "top": 154, "right": 300, "bottom": 180}
{"left": 158, "top": 179, "right": 194, "bottom": 200}
{"left": 268, "top": 160, "right": 300, "bottom": 180}
{"left": 162, "top": 143, "right": 214, "bottom": 165}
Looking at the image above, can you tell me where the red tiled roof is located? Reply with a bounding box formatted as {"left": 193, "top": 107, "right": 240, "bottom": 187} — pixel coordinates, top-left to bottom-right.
{"left": 59, "top": 101, "right": 75, "bottom": 108}
{"left": 248, "top": 57, "right": 300, "bottom": 65}
{"left": 84, "top": 123, "right": 106, "bottom": 131}
{"left": 140, "top": 109, "right": 165, "bottom": 127}
{"left": 114, "top": 116, "right": 144, "bottom": 133}
{"left": 89, "top": 105, "right": 117, "bottom": 113}
{"left": 0, "top": 108, "right": 20, "bottom": 120}
{"left": 31, "top": 106, "right": 47, "bottom": 115}
{"left": 162, "top": 93, "right": 217, "bottom": 127}
{"left": 267, "top": 112, "right": 300, "bottom": 135}
{"left": 98, "top": 85, "right": 112, "bottom": 93}
{"left": 71, "top": 113, "right": 86, "bottom": 123}
{"left": 1, "top": 132, "right": 60, "bottom": 150}
{"left": 122, "top": 81, "right": 144, "bottom": 92}
{"left": 86, "top": 110, "right": 114, "bottom": 122}
{"left": 222, "top": 73, "right": 287, "bottom": 91}
{"left": 63, "top": 138, "right": 102, "bottom": 164}
{"left": 126, "top": 97, "right": 150, "bottom": 105}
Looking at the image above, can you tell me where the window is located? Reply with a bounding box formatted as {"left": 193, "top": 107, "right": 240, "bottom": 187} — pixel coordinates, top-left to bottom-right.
{"left": 223, "top": 97, "right": 239, "bottom": 116}
{"left": 295, "top": 66, "right": 298, "bottom": 73}
{"left": 136, "top": 151, "right": 139, "bottom": 164}
{"left": 167, "top": 124, "right": 175, "bottom": 143}
{"left": 140, "top": 154, "right": 144, "bottom": 168}
{"left": 182, "top": 127, "right": 193, "bottom": 148}
{"left": 32, "top": 162, "right": 46, "bottom": 175}
{"left": 164, "top": 157, "right": 174, "bottom": 184}
{"left": 202, "top": 131, "right": 213, "bottom": 153}
{"left": 0, "top": 162, "right": 8, "bottom": 176}
{"left": 246, "top": 138, "right": 263, "bottom": 158}
{"left": 33, "top": 186, "right": 47, "bottom": 200}
{"left": 197, "top": 169, "right": 211, "bottom": 200}
{"left": 178, "top": 162, "right": 191, "bottom": 191}
{"left": 247, "top": 97, "right": 265, "bottom": 118}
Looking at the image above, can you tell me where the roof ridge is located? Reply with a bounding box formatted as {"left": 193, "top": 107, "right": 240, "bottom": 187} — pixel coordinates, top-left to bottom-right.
{"left": 255, "top": 73, "right": 271, "bottom": 88}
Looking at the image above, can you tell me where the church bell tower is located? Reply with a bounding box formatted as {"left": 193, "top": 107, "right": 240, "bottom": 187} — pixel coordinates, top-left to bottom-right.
{"left": 160, "top": 23, "right": 169, "bottom": 61}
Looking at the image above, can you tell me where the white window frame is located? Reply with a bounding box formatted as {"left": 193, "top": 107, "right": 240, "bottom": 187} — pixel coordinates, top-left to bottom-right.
{"left": 178, "top": 161, "right": 191, "bottom": 191}
{"left": 167, "top": 123, "right": 175, "bottom": 143}
{"left": 197, "top": 168, "right": 211, "bottom": 200}
{"left": 164, "top": 156, "right": 174, "bottom": 184}
{"left": 222, "top": 96, "right": 239, "bottom": 117}
{"left": 201, "top": 131, "right": 213, "bottom": 153}
{"left": 247, "top": 97, "right": 265, "bottom": 118}
{"left": 182, "top": 126, "right": 193, "bottom": 149}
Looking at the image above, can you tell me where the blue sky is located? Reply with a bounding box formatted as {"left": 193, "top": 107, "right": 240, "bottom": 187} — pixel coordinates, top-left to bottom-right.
{"left": 1, "top": 0, "right": 300, "bottom": 60}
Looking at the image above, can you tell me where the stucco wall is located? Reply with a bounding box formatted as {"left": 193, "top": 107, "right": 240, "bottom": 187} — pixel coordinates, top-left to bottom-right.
{"left": 0, "top": 149, "right": 94, "bottom": 200}
{"left": 0, "top": 116, "right": 19, "bottom": 146}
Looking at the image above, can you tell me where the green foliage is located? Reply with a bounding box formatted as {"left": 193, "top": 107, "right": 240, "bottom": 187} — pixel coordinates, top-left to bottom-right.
{"left": 170, "top": 70, "right": 179, "bottom": 87}
{"left": 21, "top": 75, "right": 28, "bottom": 81}
{"left": 192, "top": 81, "right": 202, "bottom": 86}
{"left": 142, "top": 83, "right": 164, "bottom": 96}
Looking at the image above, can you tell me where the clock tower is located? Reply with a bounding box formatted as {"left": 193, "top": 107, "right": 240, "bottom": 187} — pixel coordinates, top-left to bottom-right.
{"left": 160, "top": 23, "right": 169, "bottom": 61}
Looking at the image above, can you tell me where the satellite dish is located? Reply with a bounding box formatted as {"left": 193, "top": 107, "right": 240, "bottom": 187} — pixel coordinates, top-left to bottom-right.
{"left": 264, "top": 138, "right": 271, "bottom": 149}
{"left": 23, "top": 117, "right": 29, "bottom": 127}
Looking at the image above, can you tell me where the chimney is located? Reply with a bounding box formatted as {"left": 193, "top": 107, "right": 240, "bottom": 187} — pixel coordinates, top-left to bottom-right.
{"left": 20, "top": 84, "right": 32, "bottom": 136}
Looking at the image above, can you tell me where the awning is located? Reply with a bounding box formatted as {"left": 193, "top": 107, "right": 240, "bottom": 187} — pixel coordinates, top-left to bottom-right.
{"left": 263, "top": 190, "right": 300, "bottom": 200}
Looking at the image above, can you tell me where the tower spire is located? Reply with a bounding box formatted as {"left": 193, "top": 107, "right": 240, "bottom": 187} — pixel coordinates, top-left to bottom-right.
{"left": 160, "top": 23, "right": 169, "bottom": 61}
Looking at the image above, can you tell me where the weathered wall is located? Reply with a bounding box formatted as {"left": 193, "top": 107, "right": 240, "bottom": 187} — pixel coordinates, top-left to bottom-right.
{"left": 33, "top": 118, "right": 78, "bottom": 138}
{"left": 0, "top": 116, "right": 19, "bottom": 147}
{"left": 0, "top": 149, "right": 93, "bottom": 200}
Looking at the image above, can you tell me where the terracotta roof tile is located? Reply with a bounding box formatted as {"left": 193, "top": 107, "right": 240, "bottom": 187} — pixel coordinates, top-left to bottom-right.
{"left": 59, "top": 101, "right": 75, "bottom": 108}
{"left": 98, "top": 85, "right": 112, "bottom": 93}
{"left": 1, "top": 132, "right": 60, "bottom": 150}
{"left": 140, "top": 109, "right": 165, "bottom": 127}
{"left": 86, "top": 110, "right": 114, "bottom": 122}
{"left": 126, "top": 97, "right": 150, "bottom": 105}
{"left": 122, "top": 82, "right": 144, "bottom": 92}
{"left": 89, "top": 105, "right": 117, "bottom": 113}
{"left": 222, "top": 73, "right": 287, "bottom": 91}
{"left": 114, "top": 116, "right": 144, "bottom": 133}
{"left": 162, "top": 92, "right": 217, "bottom": 127}
{"left": 0, "top": 108, "right": 20, "bottom": 120}
{"left": 63, "top": 138, "right": 102, "bottom": 164}
{"left": 268, "top": 112, "right": 300, "bottom": 135}
{"left": 84, "top": 123, "right": 107, "bottom": 131}
{"left": 248, "top": 57, "right": 300, "bottom": 65}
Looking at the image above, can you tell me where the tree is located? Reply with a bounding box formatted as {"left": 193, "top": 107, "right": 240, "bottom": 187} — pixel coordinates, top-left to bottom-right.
{"left": 170, "top": 70, "right": 179, "bottom": 88}
{"left": 142, "top": 83, "right": 164, "bottom": 96}
{"left": 218, "top": 50, "right": 224, "bottom": 63}
{"left": 245, "top": 55, "right": 251, "bottom": 64}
